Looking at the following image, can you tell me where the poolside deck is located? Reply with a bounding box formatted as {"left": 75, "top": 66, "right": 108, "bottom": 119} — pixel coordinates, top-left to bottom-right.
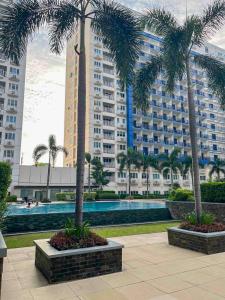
{"left": 3, "top": 232, "right": 225, "bottom": 299}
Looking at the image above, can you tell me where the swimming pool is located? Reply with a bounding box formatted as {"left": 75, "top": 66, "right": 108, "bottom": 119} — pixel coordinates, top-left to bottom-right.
{"left": 7, "top": 201, "right": 165, "bottom": 216}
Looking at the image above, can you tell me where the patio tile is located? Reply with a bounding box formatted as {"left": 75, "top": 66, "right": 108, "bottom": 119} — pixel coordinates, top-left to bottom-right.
{"left": 116, "top": 281, "right": 164, "bottom": 300}
{"left": 79, "top": 288, "right": 127, "bottom": 300}
{"left": 68, "top": 277, "right": 111, "bottom": 295}
{"left": 30, "top": 283, "right": 75, "bottom": 300}
{"left": 147, "top": 275, "right": 193, "bottom": 293}
{"left": 175, "top": 269, "right": 214, "bottom": 285}
{"left": 129, "top": 265, "right": 166, "bottom": 280}
{"left": 101, "top": 271, "right": 141, "bottom": 288}
{"left": 2, "top": 278, "right": 22, "bottom": 291}
{"left": 200, "top": 278, "right": 225, "bottom": 297}
{"left": 1, "top": 289, "right": 34, "bottom": 300}
{"left": 2, "top": 270, "right": 17, "bottom": 280}
{"left": 171, "top": 286, "right": 224, "bottom": 300}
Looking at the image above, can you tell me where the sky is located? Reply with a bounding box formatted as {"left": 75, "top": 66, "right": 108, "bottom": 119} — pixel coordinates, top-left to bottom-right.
{"left": 21, "top": 0, "right": 225, "bottom": 166}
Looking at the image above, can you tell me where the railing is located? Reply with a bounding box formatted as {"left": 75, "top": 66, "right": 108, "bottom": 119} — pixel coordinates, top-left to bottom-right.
{"left": 103, "top": 149, "right": 115, "bottom": 154}
{"left": 103, "top": 107, "right": 114, "bottom": 113}
{"left": 103, "top": 68, "right": 114, "bottom": 75}
{"left": 103, "top": 121, "right": 114, "bottom": 126}
{"left": 103, "top": 135, "right": 115, "bottom": 140}
{"left": 103, "top": 94, "right": 114, "bottom": 100}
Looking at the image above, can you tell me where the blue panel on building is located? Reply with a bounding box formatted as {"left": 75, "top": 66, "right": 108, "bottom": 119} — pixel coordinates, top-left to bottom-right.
{"left": 126, "top": 86, "right": 133, "bottom": 148}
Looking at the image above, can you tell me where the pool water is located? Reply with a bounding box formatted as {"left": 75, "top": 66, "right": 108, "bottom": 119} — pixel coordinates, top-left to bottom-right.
{"left": 7, "top": 201, "right": 165, "bottom": 216}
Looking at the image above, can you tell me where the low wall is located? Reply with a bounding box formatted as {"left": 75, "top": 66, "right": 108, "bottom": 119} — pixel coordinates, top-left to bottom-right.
{"left": 166, "top": 201, "right": 225, "bottom": 222}
{"left": 5, "top": 208, "right": 171, "bottom": 234}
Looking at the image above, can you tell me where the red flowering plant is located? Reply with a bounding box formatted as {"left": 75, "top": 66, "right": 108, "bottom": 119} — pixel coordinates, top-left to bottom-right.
{"left": 180, "top": 211, "right": 225, "bottom": 233}
{"left": 49, "top": 219, "right": 107, "bottom": 251}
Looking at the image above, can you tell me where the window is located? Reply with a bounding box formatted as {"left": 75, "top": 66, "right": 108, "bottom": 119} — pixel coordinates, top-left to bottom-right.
{"left": 117, "top": 131, "right": 125, "bottom": 137}
{"left": 209, "top": 103, "right": 214, "bottom": 109}
{"left": 9, "top": 67, "right": 19, "bottom": 76}
{"left": 94, "top": 128, "right": 101, "bottom": 134}
{"left": 212, "top": 134, "right": 216, "bottom": 140}
{"left": 210, "top": 113, "right": 215, "bottom": 119}
{"left": 153, "top": 173, "right": 160, "bottom": 180}
{"left": 94, "top": 87, "right": 101, "bottom": 93}
{"left": 118, "top": 144, "right": 126, "bottom": 151}
{"left": 211, "top": 124, "right": 216, "bottom": 130}
{"left": 118, "top": 172, "right": 126, "bottom": 178}
{"left": 5, "top": 132, "right": 15, "bottom": 140}
{"left": 6, "top": 115, "right": 16, "bottom": 123}
{"left": 4, "top": 150, "right": 14, "bottom": 158}
{"left": 200, "top": 176, "right": 206, "bottom": 181}
{"left": 213, "top": 144, "right": 217, "bottom": 151}
{"left": 173, "top": 175, "right": 179, "bottom": 180}
{"left": 94, "top": 114, "right": 101, "bottom": 120}
{"left": 94, "top": 61, "right": 101, "bottom": 67}
{"left": 94, "top": 142, "right": 101, "bottom": 148}
{"left": 130, "top": 173, "right": 138, "bottom": 179}
{"left": 9, "top": 83, "right": 18, "bottom": 91}
{"left": 94, "top": 48, "right": 101, "bottom": 55}
{"left": 7, "top": 99, "right": 17, "bottom": 107}
{"left": 154, "top": 148, "right": 159, "bottom": 154}
{"left": 94, "top": 73, "right": 101, "bottom": 80}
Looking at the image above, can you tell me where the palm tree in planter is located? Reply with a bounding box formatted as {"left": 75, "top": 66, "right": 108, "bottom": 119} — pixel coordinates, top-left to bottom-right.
{"left": 33, "top": 135, "right": 68, "bottom": 201}
{"left": 141, "top": 153, "right": 159, "bottom": 196}
{"left": 117, "top": 148, "right": 141, "bottom": 196}
{"left": 158, "top": 149, "right": 182, "bottom": 188}
{"left": 209, "top": 158, "right": 225, "bottom": 180}
{"left": 134, "top": 1, "right": 225, "bottom": 223}
{"left": 0, "top": 0, "right": 142, "bottom": 225}
{"left": 85, "top": 152, "right": 92, "bottom": 194}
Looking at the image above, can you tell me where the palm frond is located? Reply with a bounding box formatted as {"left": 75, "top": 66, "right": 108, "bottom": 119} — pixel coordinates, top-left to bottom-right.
{"left": 194, "top": 54, "right": 225, "bottom": 110}
{"left": 133, "top": 55, "right": 163, "bottom": 110}
{"left": 141, "top": 8, "right": 178, "bottom": 37}
{"left": 85, "top": 152, "right": 92, "bottom": 164}
{"left": 92, "top": 0, "right": 142, "bottom": 86}
{"left": 0, "top": 0, "right": 57, "bottom": 63}
{"left": 200, "top": 0, "right": 225, "bottom": 41}
{"left": 33, "top": 144, "right": 48, "bottom": 163}
{"left": 48, "top": 0, "right": 81, "bottom": 54}
{"left": 48, "top": 134, "right": 56, "bottom": 149}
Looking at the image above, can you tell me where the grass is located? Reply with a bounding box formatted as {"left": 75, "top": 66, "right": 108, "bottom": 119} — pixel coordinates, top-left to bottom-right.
{"left": 4, "top": 221, "right": 179, "bottom": 249}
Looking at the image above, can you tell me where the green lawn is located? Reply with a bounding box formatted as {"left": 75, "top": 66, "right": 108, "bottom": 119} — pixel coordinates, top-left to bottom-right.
{"left": 5, "top": 221, "right": 179, "bottom": 249}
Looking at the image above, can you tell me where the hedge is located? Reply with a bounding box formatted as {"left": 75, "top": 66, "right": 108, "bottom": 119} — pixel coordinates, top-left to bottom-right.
{"left": 6, "top": 195, "right": 17, "bottom": 202}
{"left": 201, "top": 182, "right": 225, "bottom": 203}
{"left": 97, "top": 193, "right": 118, "bottom": 200}
{"left": 84, "top": 192, "right": 96, "bottom": 201}
{"left": 55, "top": 192, "right": 75, "bottom": 201}
{"left": 0, "top": 162, "right": 11, "bottom": 201}
{"left": 168, "top": 188, "right": 194, "bottom": 202}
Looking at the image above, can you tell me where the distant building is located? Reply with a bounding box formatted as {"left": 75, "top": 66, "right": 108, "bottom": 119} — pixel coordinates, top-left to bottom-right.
{"left": 64, "top": 11, "right": 225, "bottom": 195}
{"left": 0, "top": 0, "right": 26, "bottom": 189}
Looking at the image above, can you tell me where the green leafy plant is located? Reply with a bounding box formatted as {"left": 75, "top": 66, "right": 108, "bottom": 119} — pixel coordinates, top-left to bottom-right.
{"left": 201, "top": 182, "right": 225, "bottom": 203}
{"left": 64, "top": 219, "right": 90, "bottom": 239}
{"left": 0, "top": 162, "right": 11, "bottom": 201}
{"left": 55, "top": 192, "right": 75, "bottom": 201}
{"left": 185, "top": 211, "right": 215, "bottom": 225}
{"left": 83, "top": 192, "right": 96, "bottom": 201}
{"left": 6, "top": 195, "right": 17, "bottom": 202}
{"left": 168, "top": 188, "right": 194, "bottom": 202}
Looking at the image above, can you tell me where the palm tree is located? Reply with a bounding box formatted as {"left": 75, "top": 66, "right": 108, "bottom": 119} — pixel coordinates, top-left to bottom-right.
{"left": 117, "top": 148, "right": 141, "bottom": 196}
{"left": 33, "top": 135, "right": 68, "bottom": 200}
{"left": 209, "top": 158, "right": 225, "bottom": 180}
{"left": 179, "top": 155, "right": 193, "bottom": 185}
{"left": 158, "top": 149, "right": 181, "bottom": 188}
{"left": 134, "top": 0, "right": 225, "bottom": 223}
{"left": 85, "top": 152, "right": 92, "bottom": 194}
{"left": 91, "top": 158, "right": 110, "bottom": 190}
{"left": 0, "top": 0, "right": 142, "bottom": 225}
{"left": 141, "top": 153, "right": 159, "bottom": 196}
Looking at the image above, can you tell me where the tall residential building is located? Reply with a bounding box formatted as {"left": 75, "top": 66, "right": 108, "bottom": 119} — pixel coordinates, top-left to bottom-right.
{"left": 0, "top": 0, "right": 26, "bottom": 188}
{"left": 64, "top": 20, "right": 225, "bottom": 195}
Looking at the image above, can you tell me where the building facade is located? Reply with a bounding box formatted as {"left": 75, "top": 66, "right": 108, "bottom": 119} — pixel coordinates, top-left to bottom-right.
{"left": 0, "top": 0, "right": 26, "bottom": 188}
{"left": 64, "top": 20, "right": 225, "bottom": 195}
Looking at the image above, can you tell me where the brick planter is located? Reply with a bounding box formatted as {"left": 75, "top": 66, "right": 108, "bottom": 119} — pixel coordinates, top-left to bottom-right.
{"left": 34, "top": 239, "right": 123, "bottom": 283}
{"left": 0, "top": 232, "right": 7, "bottom": 296}
{"left": 168, "top": 227, "right": 225, "bottom": 254}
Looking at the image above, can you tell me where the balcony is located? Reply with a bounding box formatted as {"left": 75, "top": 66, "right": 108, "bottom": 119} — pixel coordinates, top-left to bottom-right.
{"left": 6, "top": 107, "right": 17, "bottom": 114}
{"left": 8, "top": 90, "right": 18, "bottom": 97}
{"left": 117, "top": 178, "right": 126, "bottom": 184}
{"left": 103, "top": 107, "right": 114, "bottom": 114}
{"left": 4, "top": 140, "right": 15, "bottom": 148}
{"left": 94, "top": 119, "right": 101, "bottom": 126}
{"left": 0, "top": 88, "right": 5, "bottom": 97}
{"left": 0, "top": 69, "right": 6, "bottom": 78}
{"left": 117, "top": 123, "right": 126, "bottom": 129}
{"left": 93, "top": 149, "right": 101, "bottom": 154}
{"left": 103, "top": 68, "right": 114, "bottom": 76}
{"left": 103, "top": 134, "right": 115, "bottom": 140}
{"left": 103, "top": 163, "right": 115, "bottom": 168}
{"left": 117, "top": 110, "right": 126, "bottom": 116}
{"left": 9, "top": 74, "right": 19, "bottom": 82}
{"left": 117, "top": 136, "right": 126, "bottom": 143}
{"left": 103, "top": 81, "right": 114, "bottom": 88}
{"left": 94, "top": 134, "right": 102, "bottom": 140}
{"left": 103, "top": 148, "right": 115, "bottom": 154}
{"left": 5, "top": 123, "right": 16, "bottom": 130}
{"left": 103, "top": 120, "right": 114, "bottom": 127}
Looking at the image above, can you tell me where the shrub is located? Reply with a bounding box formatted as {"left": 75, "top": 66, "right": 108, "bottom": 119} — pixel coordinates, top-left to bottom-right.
{"left": 6, "top": 195, "right": 17, "bottom": 202}
{"left": 185, "top": 211, "right": 215, "bottom": 225}
{"left": 97, "top": 193, "right": 118, "bottom": 200}
{"left": 168, "top": 188, "right": 194, "bottom": 202}
{"left": 55, "top": 192, "right": 75, "bottom": 201}
{"left": 0, "top": 162, "right": 11, "bottom": 201}
{"left": 84, "top": 192, "right": 96, "bottom": 201}
{"left": 201, "top": 182, "right": 225, "bottom": 203}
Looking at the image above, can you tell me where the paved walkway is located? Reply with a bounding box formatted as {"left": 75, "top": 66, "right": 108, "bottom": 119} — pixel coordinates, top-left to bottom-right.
{"left": 3, "top": 233, "right": 225, "bottom": 299}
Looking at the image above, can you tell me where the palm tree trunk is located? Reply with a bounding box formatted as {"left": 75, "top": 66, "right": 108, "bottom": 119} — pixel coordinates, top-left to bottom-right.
{"left": 146, "top": 169, "right": 149, "bottom": 197}
{"left": 186, "top": 58, "right": 202, "bottom": 223}
{"left": 128, "top": 167, "right": 131, "bottom": 196}
{"left": 46, "top": 153, "right": 51, "bottom": 201}
{"left": 75, "top": 18, "right": 86, "bottom": 226}
{"left": 170, "top": 168, "right": 173, "bottom": 188}
{"left": 88, "top": 163, "right": 91, "bottom": 193}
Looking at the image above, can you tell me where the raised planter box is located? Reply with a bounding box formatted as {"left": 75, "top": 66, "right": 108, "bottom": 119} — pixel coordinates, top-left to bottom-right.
{"left": 168, "top": 227, "right": 225, "bottom": 254}
{"left": 34, "top": 239, "right": 123, "bottom": 283}
{"left": 166, "top": 201, "right": 225, "bottom": 222}
{"left": 0, "top": 232, "right": 7, "bottom": 295}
